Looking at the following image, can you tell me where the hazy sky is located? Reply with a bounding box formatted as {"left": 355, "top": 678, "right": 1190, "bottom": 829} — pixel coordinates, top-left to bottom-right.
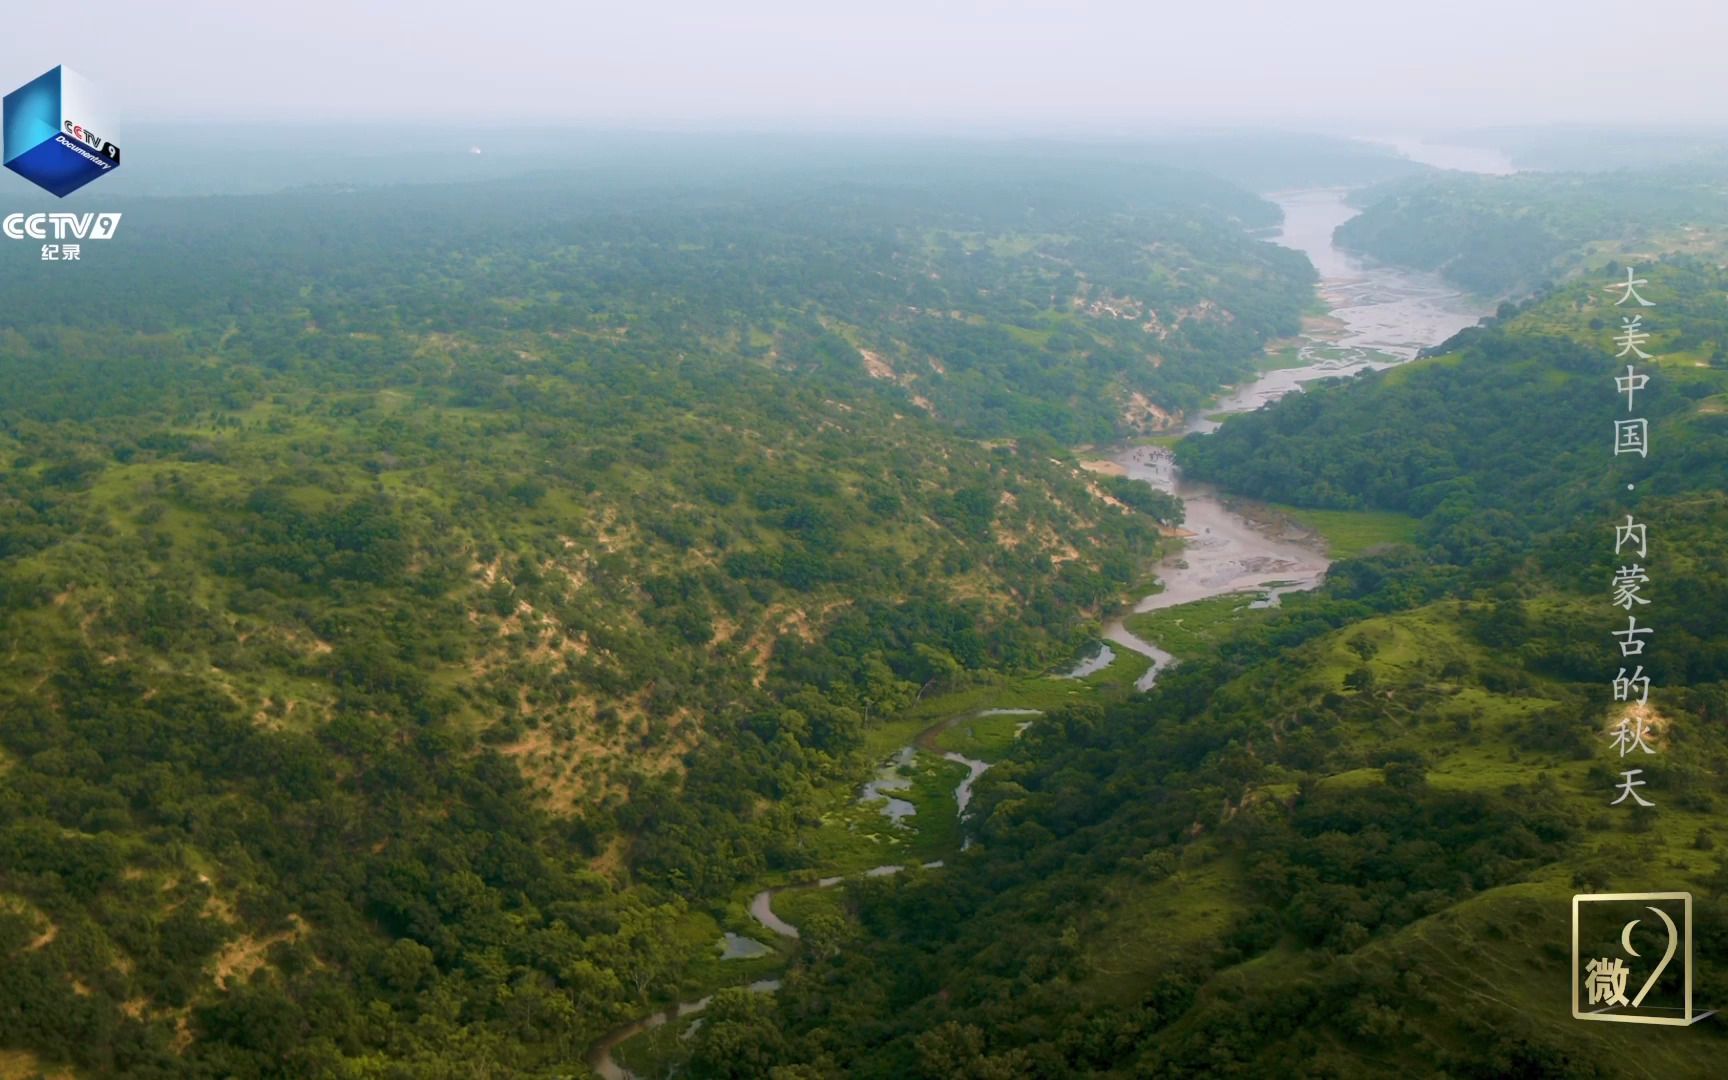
{"left": 7, "top": 2, "right": 1726, "bottom": 132}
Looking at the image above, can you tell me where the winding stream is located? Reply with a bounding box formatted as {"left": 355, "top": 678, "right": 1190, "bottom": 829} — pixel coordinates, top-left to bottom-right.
{"left": 584, "top": 187, "right": 1491, "bottom": 1078}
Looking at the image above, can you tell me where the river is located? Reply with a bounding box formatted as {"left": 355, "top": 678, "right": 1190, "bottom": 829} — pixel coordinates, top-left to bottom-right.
{"left": 1098, "top": 187, "right": 1488, "bottom": 686}
{"left": 584, "top": 187, "right": 1490, "bottom": 1077}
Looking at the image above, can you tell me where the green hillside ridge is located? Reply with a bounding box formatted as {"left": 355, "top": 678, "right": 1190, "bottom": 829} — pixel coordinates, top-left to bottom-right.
{"left": 1338, "top": 168, "right": 1728, "bottom": 297}
{"left": 0, "top": 154, "right": 1310, "bottom": 1076}
{"left": 690, "top": 259, "right": 1728, "bottom": 1077}
{"left": 6, "top": 134, "right": 1726, "bottom": 1078}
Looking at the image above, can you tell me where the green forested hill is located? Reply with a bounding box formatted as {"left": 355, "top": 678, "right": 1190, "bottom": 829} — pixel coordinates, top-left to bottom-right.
{"left": 1177, "top": 259, "right": 1728, "bottom": 546}
{"left": 1336, "top": 169, "right": 1728, "bottom": 297}
{"left": 0, "top": 155, "right": 1304, "bottom": 1075}
{"left": 2, "top": 155, "right": 1311, "bottom": 443}
{"left": 714, "top": 261, "right": 1728, "bottom": 1076}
